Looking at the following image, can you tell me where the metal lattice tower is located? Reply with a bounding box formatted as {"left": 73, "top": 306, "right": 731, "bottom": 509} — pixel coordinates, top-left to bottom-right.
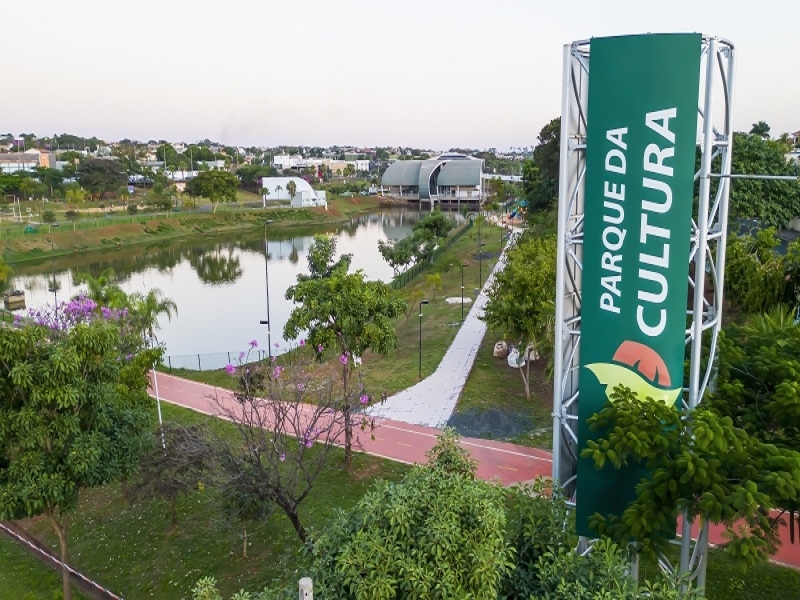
{"left": 551, "top": 36, "right": 736, "bottom": 585}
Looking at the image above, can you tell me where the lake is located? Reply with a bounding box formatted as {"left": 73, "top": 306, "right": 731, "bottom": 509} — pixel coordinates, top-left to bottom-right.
{"left": 6, "top": 208, "right": 433, "bottom": 369}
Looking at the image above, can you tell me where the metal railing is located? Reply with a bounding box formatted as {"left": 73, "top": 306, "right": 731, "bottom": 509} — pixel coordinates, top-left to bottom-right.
{"left": 162, "top": 350, "right": 273, "bottom": 372}
{"left": 390, "top": 220, "right": 473, "bottom": 290}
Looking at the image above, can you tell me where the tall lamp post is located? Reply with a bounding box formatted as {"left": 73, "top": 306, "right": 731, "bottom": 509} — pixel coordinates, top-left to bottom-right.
{"left": 418, "top": 299, "right": 429, "bottom": 379}
{"left": 260, "top": 220, "right": 275, "bottom": 359}
{"left": 460, "top": 263, "right": 468, "bottom": 322}
{"left": 478, "top": 242, "right": 486, "bottom": 289}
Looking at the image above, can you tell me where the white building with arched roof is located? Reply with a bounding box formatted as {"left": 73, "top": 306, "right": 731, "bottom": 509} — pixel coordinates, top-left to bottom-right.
{"left": 260, "top": 176, "right": 327, "bottom": 209}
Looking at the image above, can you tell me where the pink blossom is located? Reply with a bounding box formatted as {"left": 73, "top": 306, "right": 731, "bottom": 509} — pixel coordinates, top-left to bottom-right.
{"left": 249, "top": 339, "right": 258, "bottom": 348}
{"left": 299, "top": 338, "right": 306, "bottom": 347}
{"left": 359, "top": 394, "right": 369, "bottom": 405}
{"left": 225, "top": 364, "right": 236, "bottom": 375}
{"left": 297, "top": 383, "right": 306, "bottom": 392}
{"left": 279, "top": 453, "right": 286, "bottom": 462}
{"left": 339, "top": 352, "right": 349, "bottom": 365}
{"left": 317, "top": 344, "right": 324, "bottom": 352}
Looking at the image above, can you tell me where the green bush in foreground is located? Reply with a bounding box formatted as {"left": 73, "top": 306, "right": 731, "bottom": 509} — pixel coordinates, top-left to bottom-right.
{"left": 194, "top": 430, "right": 703, "bottom": 599}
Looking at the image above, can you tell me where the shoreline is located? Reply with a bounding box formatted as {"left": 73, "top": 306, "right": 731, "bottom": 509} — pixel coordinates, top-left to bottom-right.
{"left": 2, "top": 197, "right": 390, "bottom": 266}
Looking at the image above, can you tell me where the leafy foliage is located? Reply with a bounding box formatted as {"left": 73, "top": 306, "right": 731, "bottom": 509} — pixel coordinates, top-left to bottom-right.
{"left": 483, "top": 233, "right": 557, "bottom": 398}
{"left": 184, "top": 170, "right": 238, "bottom": 210}
{"left": 582, "top": 379, "right": 800, "bottom": 571}
{"left": 378, "top": 211, "right": 456, "bottom": 275}
{"left": 726, "top": 132, "right": 800, "bottom": 228}
{"left": 309, "top": 460, "right": 513, "bottom": 598}
{"left": 0, "top": 313, "right": 156, "bottom": 599}
{"left": 76, "top": 158, "right": 127, "bottom": 199}
{"left": 521, "top": 117, "right": 561, "bottom": 214}
{"left": 285, "top": 236, "right": 404, "bottom": 467}
{"left": 424, "top": 427, "right": 477, "bottom": 478}
{"left": 724, "top": 229, "right": 788, "bottom": 313}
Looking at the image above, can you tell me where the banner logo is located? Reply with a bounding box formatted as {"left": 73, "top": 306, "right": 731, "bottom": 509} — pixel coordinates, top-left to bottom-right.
{"left": 586, "top": 340, "right": 681, "bottom": 406}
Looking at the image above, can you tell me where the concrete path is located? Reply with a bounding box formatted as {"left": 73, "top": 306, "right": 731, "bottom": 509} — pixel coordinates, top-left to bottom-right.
{"left": 367, "top": 231, "right": 518, "bottom": 428}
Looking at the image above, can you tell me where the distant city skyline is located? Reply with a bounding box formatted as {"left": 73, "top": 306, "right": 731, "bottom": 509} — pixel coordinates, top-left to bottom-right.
{"left": 6, "top": 1, "right": 797, "bottom": 149}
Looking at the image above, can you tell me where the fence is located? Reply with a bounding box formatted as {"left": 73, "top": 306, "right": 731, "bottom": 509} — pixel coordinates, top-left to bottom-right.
{"left": 162, "top": 349, "right": 274, "bottom": 372}
{"left": 390, "top": 220, "right": 473, "bottom": 290}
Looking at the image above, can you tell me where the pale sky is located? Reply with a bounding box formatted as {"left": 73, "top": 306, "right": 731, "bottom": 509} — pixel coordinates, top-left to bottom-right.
{"left": 5, "top": 0, "right": 797, "bottom": 150}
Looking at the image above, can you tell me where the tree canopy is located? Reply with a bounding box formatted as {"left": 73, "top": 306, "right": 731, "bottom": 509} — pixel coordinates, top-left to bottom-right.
{"left": 0, "top": 301, "right": 157, "bottom": 599}
{"left": 724, "top": 132, "right": 800, "bottom": 228}
{"left": 184, "top": 170, "right": 238, "bottom": 211}
{"left": 482, "top": 233, "right": 557, "bottom": 398}
{"left": 285, "top": 236, "right": 404, "bottom": 466}
{"left": 76, "top": 158, "right": 127, "bottom": 199}
{"left": 583, "top": 313, "right": 800, "bottom": 571}
{"left": 521, "top": 117, "right": 561, "bottom": 214}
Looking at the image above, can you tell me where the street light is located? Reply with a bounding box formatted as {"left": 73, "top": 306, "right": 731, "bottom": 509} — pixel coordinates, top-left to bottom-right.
{"left": 418, "top": 299, "right": 429, "bottom": 379}
{"left": 478, "top": 242, "right": 487, "bottom": 289}
{"left": 460, "top": 263, "right": 468, "bottom": 322}
{"left": 259, "top": 220, "right": 275, "bottom": 360}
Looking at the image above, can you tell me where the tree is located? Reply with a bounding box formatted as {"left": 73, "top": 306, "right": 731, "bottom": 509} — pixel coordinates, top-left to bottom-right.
{"left": 308, "top": 432, "right": 513, "bottom": 599}
{"left": 284, "top": 236, "right": 405, "bottom": 467}
{"left": 215, "top": 348, "right": 351, "bottom": 543}
{"left": 724, "top": 228, "right": 788, "bottom": 313}
{"left": 129, "top": 287, "right": 178, "bottom": 342}
{"left": 42, "top": 210, "right": 56, "bottom": 224}
{"left": 127, "top": 424, "right": 216, "bottom": 530}
{"left": 750, "top": 120, "right": 771, "bottom": 138}
{"left": 377, "top": 237, "right": 415, "bottom": 275}
{"left": 483, "top": 234, "right": 557, "bottom": 399}
{"left": 286, "top": 179, "right": 297, "bottom": 202}
{"left": 33, "top": 166, "right": 64, "bottom": 198}
{"left": 343, "top": 163, "right": 355, "bottom": 179}
{"left": 77, "top": 267, "right": 129, "bottom": 309}
{"left": 76, "top": 158, "right": 127, "bottom": 200}
{"left": 522, "top": 117, "right": 561, "bottom": 214}
{"left": 582, "top": 315, "right": 800, "bottom": 571}
{"left": 0, "top": 301, "right": 157, "bottom": 600}
{"left": 184, "top": 170, "right": 238, "bottom": 212}
{"left": 426, "top": 272, "right": 442, "bottom": 301}
{"left": 726, "top": 132, "right": 800, "bottom": 228}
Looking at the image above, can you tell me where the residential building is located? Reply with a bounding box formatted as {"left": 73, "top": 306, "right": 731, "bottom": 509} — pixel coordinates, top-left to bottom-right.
{"left": 0, "top": 149, "right": 57, "bottom": 173}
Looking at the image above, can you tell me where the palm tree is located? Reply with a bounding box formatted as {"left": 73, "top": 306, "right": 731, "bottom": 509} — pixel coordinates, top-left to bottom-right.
{"left": 750, "top": 121, "right": 771, "bottom": 138}
{"left": 78, "top": 268, "right": 128, "bottom": 308}
{"left": 274, "top": 184, "right": 283, "bottom": 199}
{"left": 260, "top": 187, "right": 269, "bottom": 209}
{"left": 129, "top": 288, "right": 178, "bottom": 343}
{"left": 286, "top": 180, "right": 297, "bottom": 202}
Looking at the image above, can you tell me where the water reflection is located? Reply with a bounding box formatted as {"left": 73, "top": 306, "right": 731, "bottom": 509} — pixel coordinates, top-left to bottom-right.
{"left": 6, "top": 209, "right": 440, "bottom": 365}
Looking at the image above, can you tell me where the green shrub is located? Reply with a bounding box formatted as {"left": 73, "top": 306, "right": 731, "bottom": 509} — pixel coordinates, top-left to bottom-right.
{"left": 127, "top": 204, "right": 138, "bottom": 215}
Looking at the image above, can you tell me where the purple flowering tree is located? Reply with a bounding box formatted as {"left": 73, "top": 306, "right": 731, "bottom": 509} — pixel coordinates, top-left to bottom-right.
{"left": 0, "top": 304, "right": 158, "bottom": 600}
{"left": 214, "top": 345, "right": 350, "bottom": 544}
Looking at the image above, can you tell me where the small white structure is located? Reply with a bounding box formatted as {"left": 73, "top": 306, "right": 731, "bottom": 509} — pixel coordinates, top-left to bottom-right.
{"left": 260, "top": 177, "right": 327, "bottom": 209}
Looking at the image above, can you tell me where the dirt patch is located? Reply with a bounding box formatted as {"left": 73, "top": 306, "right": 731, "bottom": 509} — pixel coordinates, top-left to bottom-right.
{"left": 351, "top": 461, "right": 383, "bottom": 481}
{"left": 447, "top": 408, "right": 535, "bottom": 440}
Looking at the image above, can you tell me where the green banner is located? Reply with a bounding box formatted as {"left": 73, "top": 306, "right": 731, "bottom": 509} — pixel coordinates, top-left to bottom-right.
{"left": 577, "top": 33, "right": 701, "bottom": 537}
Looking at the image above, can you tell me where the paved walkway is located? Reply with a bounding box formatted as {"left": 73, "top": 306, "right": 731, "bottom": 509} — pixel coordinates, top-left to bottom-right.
{"left": 368, "top": 230, "right": 518, "bottom": 427}
{"left": 150, "top": 371, "right": 553, "bottom": 486}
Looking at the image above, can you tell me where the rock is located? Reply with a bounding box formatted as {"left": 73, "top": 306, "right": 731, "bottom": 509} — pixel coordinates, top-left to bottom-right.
{"left": 493, "top": 340, "right": 509, "bottom": 358}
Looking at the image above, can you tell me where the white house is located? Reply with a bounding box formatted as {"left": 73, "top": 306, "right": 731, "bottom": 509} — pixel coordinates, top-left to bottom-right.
{"left": 260, "top": 176, "right": 327, "bottom": 209}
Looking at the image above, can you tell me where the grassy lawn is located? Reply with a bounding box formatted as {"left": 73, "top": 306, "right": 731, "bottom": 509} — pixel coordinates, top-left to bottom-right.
{"left": 453, "top": 333, "right": 553, "bottom": 449}
{"left": 0, "top": 535, "right": 90, "bottom": 599}
{"left": 14, "top": 402, "right": 409, "bottom": 599}
{"left": 2, "top": 196, "right": 382, "bottom": 264}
